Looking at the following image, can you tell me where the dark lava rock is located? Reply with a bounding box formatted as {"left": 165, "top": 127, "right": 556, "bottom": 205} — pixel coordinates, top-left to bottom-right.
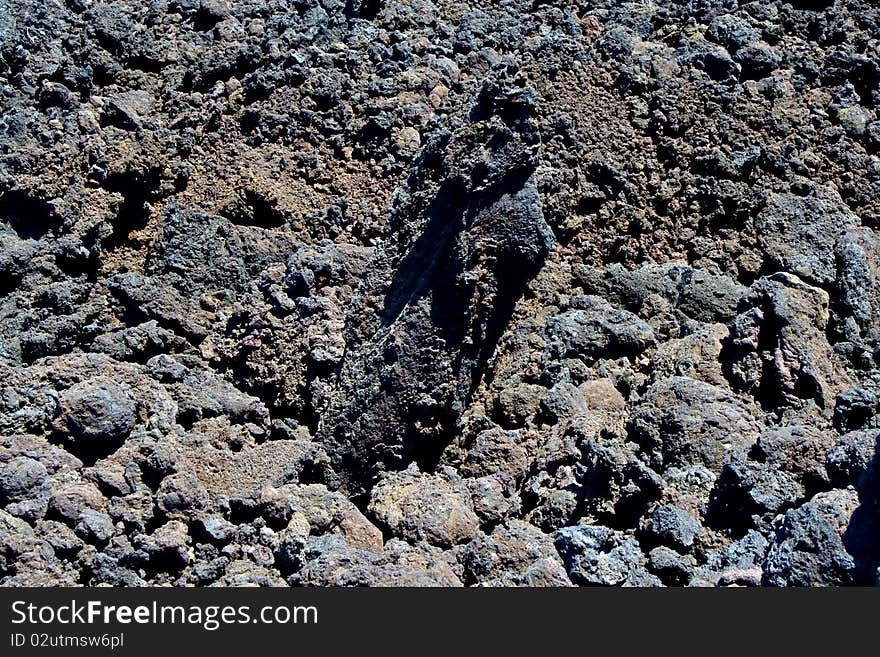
{"left": 762, "top": 489, "right": 859, "bottom": 587}
{"left": 58, "top": 377, "right": 136, "bottom": 447}
{"left": 553, "top": 524, "right": 657, "bottom": 587}
{"left": 629, "top": 377, "right": 762, "bottom": 473}
{"left": 643, "top": 504, "right": 703, "bottom": 552}
{"left": 4, "top": 0, "right": 880, "bottom": 588}
{"left": 0, "top": 456, "right": 47, "bottom": 504}
{"left": 757, "top": 184, "right": 859, "bottom": 287}
{"left": 74, "top": 509, "right": 115, "bottom": 546}
{"left": 318, "top": 64, "right": 554, "bottom": 493}
{"left": 542, "top": 296, "right": 655, "bottom": 362}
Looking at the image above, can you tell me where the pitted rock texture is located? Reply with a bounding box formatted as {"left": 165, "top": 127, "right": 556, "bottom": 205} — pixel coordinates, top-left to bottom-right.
{"left": 2, "top": 0, "right": 880, "bottom": 587}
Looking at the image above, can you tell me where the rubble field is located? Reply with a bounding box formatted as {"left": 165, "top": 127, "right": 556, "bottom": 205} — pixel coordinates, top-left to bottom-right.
{"left": 2, "top": 0, "right": 880, "bottom": 586}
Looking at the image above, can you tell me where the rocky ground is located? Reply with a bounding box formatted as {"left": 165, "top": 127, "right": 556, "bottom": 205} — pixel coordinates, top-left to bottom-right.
{"left": 1, "top": 0, "right": 880, "bottom": 587}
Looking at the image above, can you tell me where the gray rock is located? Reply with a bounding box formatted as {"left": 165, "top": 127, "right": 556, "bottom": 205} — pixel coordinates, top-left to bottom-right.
{"left": 36, "top": 519, "right": 84, "bottom": 558}
{"left": 260, "top": 484, "right": 383, "bottom": 551}
{"left": 134, "top": 520, "right": 191, "bottom": 569}
{"left": 576, "top": 435, "right": 664, "bottom": 526}
{"left": 826, "top": 431, "right": 879, "bottom": 486}
{"left": 105, "top": 90, "right": 155, "bottom": 129}
{"left": 553, "top": 524, "right": 651, "bottom": 587}
{"left": 218, "top": 559, "right": 286, "bottom": 587}
{"left": 578, "top": 263, "right": 745, "bottom": 325}
{"left": 705, "top": 14, "right": 760, "bottom": 51}
{"left": 837, "top": 106, "right": 869, "bottom": 137}
{"left": 835, "top": 227, "right": 880, "bottom": 346}
{"left": 459, "top": 520, "right": 571, "bottom": 586}
{"left": 756, "top": 184, "right": 859, "bottom": 287}
{"left": 751, "top": 425, "right": 834, "bottom": 490}
{"left": 834, "top": 383, "right": 880, "bottom": 433}
{"left": 762, "top": 488, "right": 859, "bottom": 586}
{"left": 495, "top": 383, "right": 546, "bottom": 427}
{"left": 645, "top": 504, "right": 703, "bottom": 551}
{"left": 539, "top": 381, "right": 588, "bottom": 423}
{"left": 735, "top": 42, "right": 781, "bottom": 79}
{"left": 197, "top": 516, "right": 237, "bottom": 545}
{"left": 297, "top": 535, "right": 462, "bottom": 587}
{"left": 629, "top": 377, "right": 761, "bottom": 473}
{"left": 709, "top": 457, "right": 804, "bottom": 532}
{"left": 647, "top": 546, "right": 694, "bottom": 586}
{"left": 199, "top": 0, "right": 229, "bottom": 21}
{"left": 648, "top": 323, "right": 728, "bottom": 387}
{"left": 58, "top": 377, "right": 136, "bottom": 446}
{"left": 273, "top": 513, "right": 310, "bottom": 573}
{"left": 0, "top": 510, "right": 41, "bottom": 575}
{"left": 0, "top": 456, "right": 47, "bottom": 503}
{"left": 466, "top": 474, "right": 518, "bottom": 525}
{"left": 703, "top": 530, "right": 769, "bottom": 576}
{"left": 74, "top": 509, "right": 115, "bottom": 545}
{"left": 317, "top": 69, "right": 553, "bottom": 493}
{"left": 460, "top": 427, "right": 528, "bottom": 482}
{"left": 543, "top": 296, "right": 655, "bottom": 362}
{"left": 48, "top": 481, "right": 107, "bottom": 524}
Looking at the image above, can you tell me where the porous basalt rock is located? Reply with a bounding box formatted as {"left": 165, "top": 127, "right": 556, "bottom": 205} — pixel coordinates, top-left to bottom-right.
{"left": 3, "top": 0, "right": 880, "bottom": 588}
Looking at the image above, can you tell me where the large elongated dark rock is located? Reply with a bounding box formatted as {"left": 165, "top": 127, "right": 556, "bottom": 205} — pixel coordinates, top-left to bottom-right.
{"left": 317, "top": 65, "right": 554, "bottom": 495}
